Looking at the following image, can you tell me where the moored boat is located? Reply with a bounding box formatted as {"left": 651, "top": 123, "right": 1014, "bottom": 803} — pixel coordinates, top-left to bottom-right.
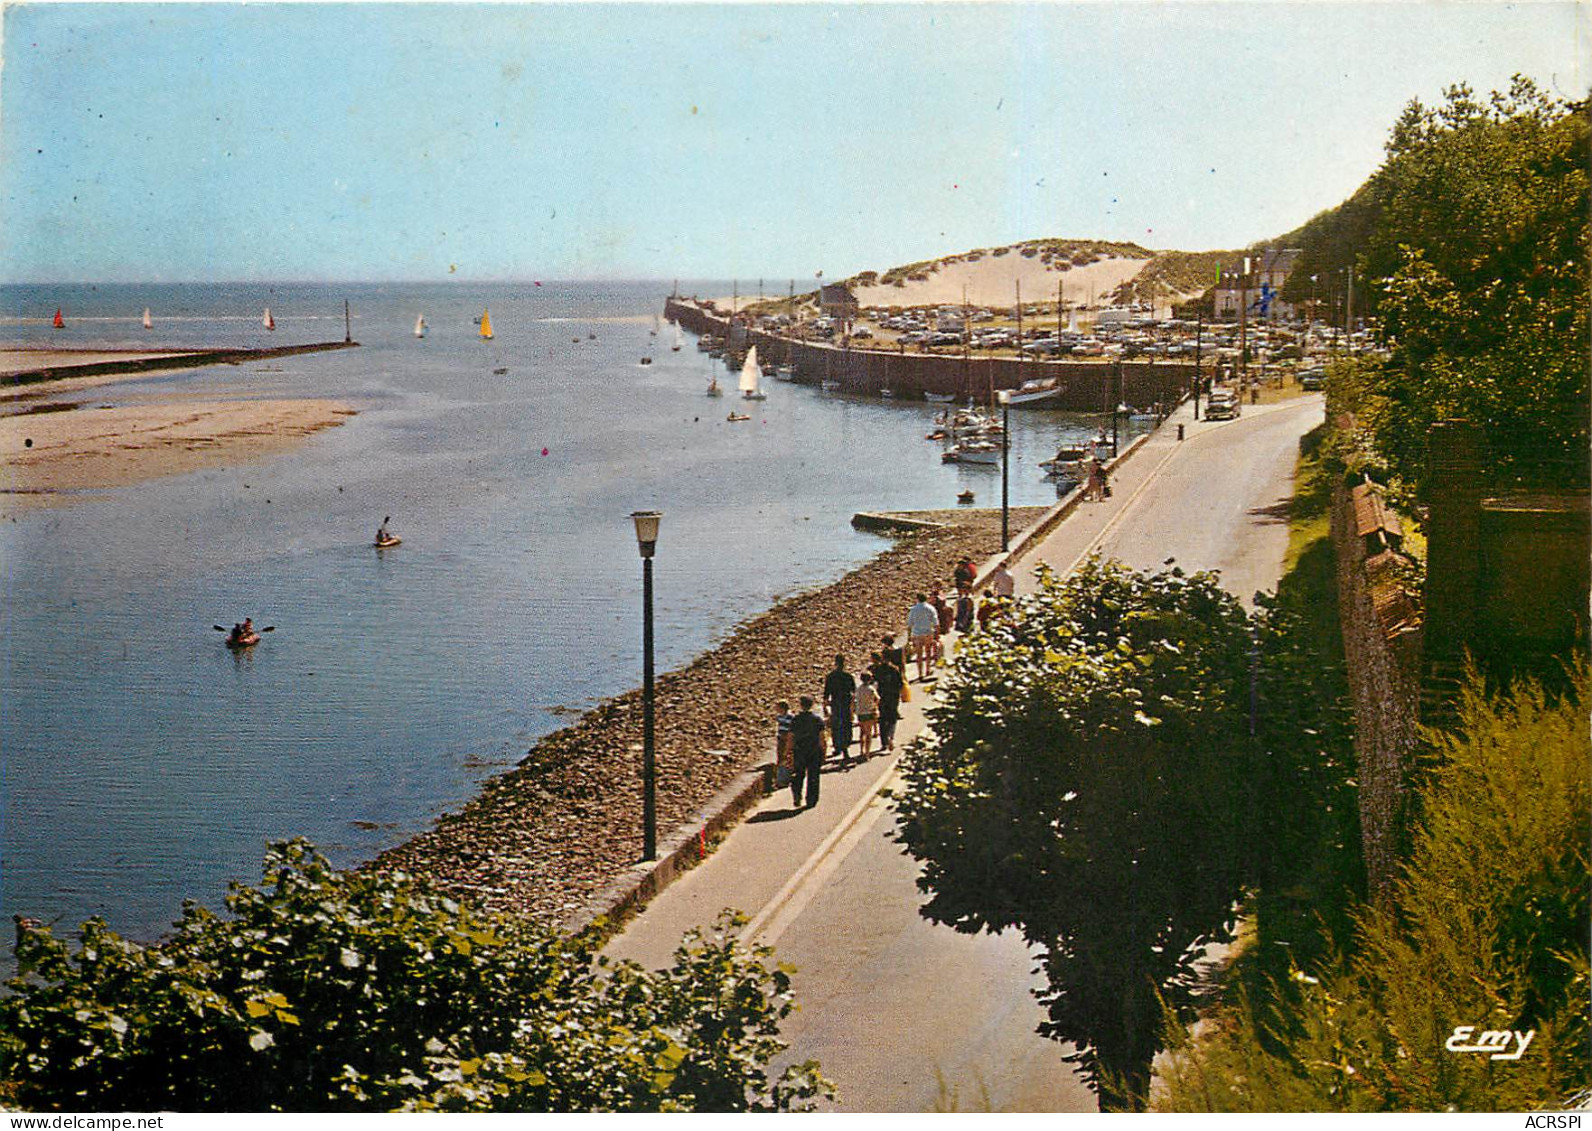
{"left": 941, "top": 440, "right": 1001, "bottom": 465}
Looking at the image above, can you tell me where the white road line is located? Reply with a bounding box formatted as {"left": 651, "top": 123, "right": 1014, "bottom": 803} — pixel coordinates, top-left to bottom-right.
{"left": 740, "top": 756, "right": 903, "bottom": 946}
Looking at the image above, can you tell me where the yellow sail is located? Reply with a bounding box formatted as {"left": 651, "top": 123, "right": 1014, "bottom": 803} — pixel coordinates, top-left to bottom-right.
{"left": 479, "top": 309, "right": 494, "bottom": 339}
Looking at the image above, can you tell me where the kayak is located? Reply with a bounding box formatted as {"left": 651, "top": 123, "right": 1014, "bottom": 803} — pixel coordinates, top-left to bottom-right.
{"left": 226, "top": 633, "right": 261, "bottom": 649}
{"left": 374, "top": 537, "right": 402, "bottom": 548}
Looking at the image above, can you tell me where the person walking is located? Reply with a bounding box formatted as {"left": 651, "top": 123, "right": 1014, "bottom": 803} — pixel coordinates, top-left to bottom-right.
{"left": 855, "top": 673, "right": 879, "bottom": 758}
{"left": 788, "top": 696, "right": 826, "bottom": 808}
{"left": 906, "top": 594, "right": 939, "bottom": 682}
{"left": 990, "top": 561, "right": 1015, "bottom": 599}
{"left": 775, "top": 700, "right": 795, "bottom": 791}
{"left": 823, "top": 653, "right": 857, "bottom": 767}
{"left": 954, "top": 587, "right": 975, "bottom": 635}
{"left": 953, "top": 556, "right": 976, "bottom": 592}
{"left": 870, "top": 650, "right": 904, "bottom": 751}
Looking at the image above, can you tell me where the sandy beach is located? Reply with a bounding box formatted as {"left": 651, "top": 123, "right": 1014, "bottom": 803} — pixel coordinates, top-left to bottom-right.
{"left": 1, "top": 397, "right": 356, "bottom": 515}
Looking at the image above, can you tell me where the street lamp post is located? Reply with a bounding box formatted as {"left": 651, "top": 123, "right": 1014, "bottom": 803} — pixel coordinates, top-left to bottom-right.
{"left": 630, "top": 510, "right": 662, "bottom": 861}
{"left": 1111, "top": 362, "right": 1124, "bottom": 458}
{"left": 998, "top": 390, "right": 1011, "bottom": 551}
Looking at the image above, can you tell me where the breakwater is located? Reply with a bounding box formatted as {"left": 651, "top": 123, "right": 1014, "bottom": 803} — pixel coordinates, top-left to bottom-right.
{"left": 664, "top": 297, "right": 1191, "bottom": 411}
{"left": 1, "top": 340, "right": 360, "bottom": 386}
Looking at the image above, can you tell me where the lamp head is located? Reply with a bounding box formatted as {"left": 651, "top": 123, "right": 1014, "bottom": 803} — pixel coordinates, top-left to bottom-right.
{"left": 997, "top": 390, "right": 1010, "bottom": 406}
{"left": 630, "top": 510, "right": 662, "bottom": 558}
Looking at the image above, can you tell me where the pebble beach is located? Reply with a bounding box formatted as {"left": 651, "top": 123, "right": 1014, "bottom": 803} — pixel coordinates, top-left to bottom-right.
{"left": 372, "top": 507, "right": 1046, "bottom": 927}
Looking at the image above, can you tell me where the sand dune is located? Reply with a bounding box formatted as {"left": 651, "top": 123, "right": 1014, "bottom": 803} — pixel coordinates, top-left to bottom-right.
{"left": 852, "top": 253, "right": 1152, "bottom": 310}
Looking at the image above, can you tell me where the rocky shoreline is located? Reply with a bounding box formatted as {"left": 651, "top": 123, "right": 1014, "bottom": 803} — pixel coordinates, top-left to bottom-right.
{"left": 371, "top": 507, "right": 1045, "bottom": 926}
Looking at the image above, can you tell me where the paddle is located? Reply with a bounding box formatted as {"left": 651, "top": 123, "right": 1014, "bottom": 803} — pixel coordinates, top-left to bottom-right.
{"left": 213, "top": 624, "right": 276, "bottom": 633}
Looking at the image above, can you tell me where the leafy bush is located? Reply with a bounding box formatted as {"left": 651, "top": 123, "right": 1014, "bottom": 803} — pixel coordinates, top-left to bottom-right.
{"left": 893, "top": 559, "right": 1259, "bottom": 1109}
{"left": 1154, "top": 665, "right": 1590, "bottom": 1111}
{"left": 0, "top": 841, "right": 831, "bottom": 1112}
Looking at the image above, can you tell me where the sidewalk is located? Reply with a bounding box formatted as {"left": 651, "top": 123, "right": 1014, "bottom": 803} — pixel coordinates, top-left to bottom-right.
{"left": 603, "top": 399, "right": 1203, "bottom": 970}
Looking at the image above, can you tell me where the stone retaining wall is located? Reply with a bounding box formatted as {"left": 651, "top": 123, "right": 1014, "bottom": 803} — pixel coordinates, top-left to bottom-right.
{"left": 666, "top": 297, "right": 1191, "bottom": 411}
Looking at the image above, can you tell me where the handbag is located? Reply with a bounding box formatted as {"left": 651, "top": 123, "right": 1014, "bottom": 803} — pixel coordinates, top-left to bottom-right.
{"left": 901, "top": 678, "right": 912, "bottom": 703}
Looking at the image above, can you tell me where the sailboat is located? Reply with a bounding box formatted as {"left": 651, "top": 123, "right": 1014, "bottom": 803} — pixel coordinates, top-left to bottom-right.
{"left": 263, "top": 307, "right": 276, "bottom": 331}
{"left": 53, "top": 308, "right": 64, "bottom": 330}
{"left": 706, "top": 373, "right": 723, "bottom": 397}
{"left": 739, "top": 345, "right": 767, "bottom": 401}
{"left": 142, "top": 308, "right": 153, "bottom": 330}
{"left": 479, "top": 309, "right": 494, "bottom": 340}
{"left": 414, "top": 314, "right": 427, "bottom": 339}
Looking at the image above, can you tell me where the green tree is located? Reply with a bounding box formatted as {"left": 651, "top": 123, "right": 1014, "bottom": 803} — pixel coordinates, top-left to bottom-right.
{"left": 0, "top": 841, "right": 832, "bottom": 1112}
{"left": 1286, "top": 77, "right": 1589, "bottom": 498}
{"left": 1155, "top": 665, "right": 1591, "bottom": 1111}
{"left": 892, "top": 560, "right": 1257, "bottom": 1109}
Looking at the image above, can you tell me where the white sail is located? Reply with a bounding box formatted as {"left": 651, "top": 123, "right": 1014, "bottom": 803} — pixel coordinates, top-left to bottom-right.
{"left": 142, "top": 308, "right": 152, "bottom": 330}
{"left": 738, "top": 345, "right": 761, "bottom": 395}
{"left": 414, "top": 314, "right": 427, "bottom": 338}
{"left": 674, "top": 325, "right": 684, "bottom": 348}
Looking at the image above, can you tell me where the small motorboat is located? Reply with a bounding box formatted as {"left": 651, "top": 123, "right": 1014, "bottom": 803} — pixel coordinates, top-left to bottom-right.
{"left": 957, "top": 489, "right": 976, "bottom": 505}
{"left": 640, "top": 356, "right": 652, "bottom": 366}
{"left": 493, "top": 367, "right": 509, "bottom": 375}
{"left": 942, "top": 440, "right": 1001, "bottom": 465}
{"left": 726, "top": 411, "right": 751, "bottom": 422}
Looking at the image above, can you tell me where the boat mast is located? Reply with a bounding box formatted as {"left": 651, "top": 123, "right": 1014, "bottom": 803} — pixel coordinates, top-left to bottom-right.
{"left": 1014, "top": 280, "right": 1023, "bottom": 408}
{"left": 344, "top": 299, "right": 351, "bottom": 343}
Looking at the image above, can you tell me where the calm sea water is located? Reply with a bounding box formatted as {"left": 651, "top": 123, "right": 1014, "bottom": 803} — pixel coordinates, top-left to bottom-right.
{"left": 0, "top": 280, "right": 1149, "bottom": 946}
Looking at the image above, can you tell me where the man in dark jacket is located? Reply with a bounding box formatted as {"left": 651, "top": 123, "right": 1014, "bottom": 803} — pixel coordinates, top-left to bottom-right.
{"left": 870, "top": 650, "right": 904, "bottom": 751}
{"left": 823, "top": 653, "right": 857, "bottom": 767}
{"left": 789, "top": 696, "right": 827, "bottom": 808}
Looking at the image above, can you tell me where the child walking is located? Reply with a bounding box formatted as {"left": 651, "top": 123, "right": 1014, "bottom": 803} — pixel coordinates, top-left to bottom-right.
{"left": 855, "top": 673, "right": 880, "bottom": 758}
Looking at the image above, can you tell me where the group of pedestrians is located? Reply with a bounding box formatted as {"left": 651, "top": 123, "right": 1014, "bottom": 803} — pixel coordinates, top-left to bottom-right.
{"left": 774, "top": 557, "right": 1019, "bottom": 810}
{"left": 775, "top": 638, "right": 908, "bottom": 809}
{"left": 906, "top": 558, "right": 1015, "bottom": 681}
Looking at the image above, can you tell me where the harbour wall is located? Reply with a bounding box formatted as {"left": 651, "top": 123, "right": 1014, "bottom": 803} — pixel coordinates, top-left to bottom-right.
{"left": 664, "top": 297, "right": 1191, "bottom": 411}
{"left": 1, "top": 340, "right": 361, "bottom": 387}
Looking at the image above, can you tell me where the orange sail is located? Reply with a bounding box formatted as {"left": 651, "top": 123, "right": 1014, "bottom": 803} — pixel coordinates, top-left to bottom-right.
{"left": 53, "top": 308, "right": 64, "bottom": 329}
{"left": 479, "top": 309, "right": 494, "bottom": 340}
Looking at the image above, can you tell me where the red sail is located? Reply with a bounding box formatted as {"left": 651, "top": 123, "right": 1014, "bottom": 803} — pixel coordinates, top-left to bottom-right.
{"left": 53, "top": 308, "right": 64, "bottom": 329}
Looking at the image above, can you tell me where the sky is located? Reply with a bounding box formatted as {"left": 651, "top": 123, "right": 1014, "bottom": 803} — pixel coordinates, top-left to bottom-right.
{"left": 2, "top": 2, "right": 1586, "bottom": 283}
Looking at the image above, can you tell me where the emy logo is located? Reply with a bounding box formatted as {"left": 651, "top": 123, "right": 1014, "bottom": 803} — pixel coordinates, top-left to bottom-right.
{"left": 1445, "top": 1025, "right": 1535, "bottom": 1061}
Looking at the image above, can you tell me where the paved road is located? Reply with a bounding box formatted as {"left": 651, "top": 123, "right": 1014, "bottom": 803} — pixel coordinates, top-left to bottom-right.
{"left": 1019, "top": 395, "right": 1324, "bottom": 605}
{"left": 605, "top": 393, "right": 1324, "bottom": 1112}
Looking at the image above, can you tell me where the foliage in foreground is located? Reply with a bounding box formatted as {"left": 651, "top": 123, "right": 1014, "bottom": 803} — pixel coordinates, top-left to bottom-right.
{"left": 0, "top": 841, "right": 832, "bottom": 1112}
{"left": 893, "top": 559, "right": 1259, "bottom": 1109}
{"left": 1154, "top": 666, "right": 1591, "bottom": 1111}
{"left": 1290, "top": 77, "right": 1589, "bottom": 498}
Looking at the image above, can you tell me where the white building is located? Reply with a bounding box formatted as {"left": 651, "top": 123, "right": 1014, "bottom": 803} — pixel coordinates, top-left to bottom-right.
{"left": 1214, "top": 248, "right": 1301, "bottom": 322}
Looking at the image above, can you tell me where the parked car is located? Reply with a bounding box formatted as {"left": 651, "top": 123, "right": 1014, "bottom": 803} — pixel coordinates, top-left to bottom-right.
{"left": 1205, "top": 389, "right": 1241, "bottom": 420}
